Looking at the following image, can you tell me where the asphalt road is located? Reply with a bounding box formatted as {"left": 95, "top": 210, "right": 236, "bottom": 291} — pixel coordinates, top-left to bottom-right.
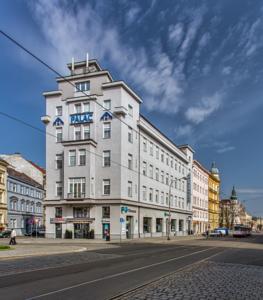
{"left": 1, "top": 235, "right": 263, "bottom": 300}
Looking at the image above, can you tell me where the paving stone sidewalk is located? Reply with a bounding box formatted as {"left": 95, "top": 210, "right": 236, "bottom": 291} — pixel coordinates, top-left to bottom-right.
{"left": 117, "top": 261, "right": 263, "bottom": 300}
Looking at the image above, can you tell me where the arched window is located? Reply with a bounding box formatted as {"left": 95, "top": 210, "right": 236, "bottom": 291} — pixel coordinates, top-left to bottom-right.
{"left": 31, "top": 201, "right": 34, "bottom": 213}
{"left": 21, "top": 200, "right": 25, "bottom": 212}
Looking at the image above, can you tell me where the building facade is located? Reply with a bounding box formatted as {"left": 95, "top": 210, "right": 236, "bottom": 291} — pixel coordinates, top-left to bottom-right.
{"left": 208, "top": 162, "right": 220, "bottom": 230}
{"left": 192, "top": 160, "right": 209, "bottom": 234}
{"left": 220, "top": 186, "right": 251, "bottom": 229}
{"left": 42, "top": 59, "right": 193, "bottom": 240}
{"left": 0, "top": 159, "right": 8, "bottom": 231}
{"left": 7, "top": 168, "right": 44, "bottom": 235}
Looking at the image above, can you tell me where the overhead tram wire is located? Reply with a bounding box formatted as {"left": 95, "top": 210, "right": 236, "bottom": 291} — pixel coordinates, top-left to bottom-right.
{"left": 0, "top": 29, "right": 146, "bottom": 142}
{"left": 0, "top": 29, "right": 188, "bottom": 202}
{"left": 0, "top": 109, "right": 187, "bottom": 196}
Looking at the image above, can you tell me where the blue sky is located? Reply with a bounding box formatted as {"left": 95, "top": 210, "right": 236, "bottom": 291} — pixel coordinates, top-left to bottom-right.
{"left": 0, "top": 0, "right": 263, "bottom": 215}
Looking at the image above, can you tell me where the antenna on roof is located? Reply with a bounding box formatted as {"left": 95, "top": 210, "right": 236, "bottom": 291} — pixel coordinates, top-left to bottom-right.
{"left": 71, "top": 57, "right": 75, "bottom": 73}
{"left": 86, "top": 53, "right": 89, "bottom": 71}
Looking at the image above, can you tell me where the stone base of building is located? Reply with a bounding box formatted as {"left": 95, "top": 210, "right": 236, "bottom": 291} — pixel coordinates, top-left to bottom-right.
{"left": 44, "top": 202, "right": 192, "bottom": 240}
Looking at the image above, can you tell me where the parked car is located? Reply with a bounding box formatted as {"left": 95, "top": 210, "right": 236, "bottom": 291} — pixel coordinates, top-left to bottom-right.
{"left": 215, "top": 227, "right": 229, "bottom": 236}
{"left": 0, "top": 229, "right": 11, "bottom": 238}
{"left": 24, "top": 227, "right": 45, "bottom": 237}
{"left": 209, "top": 230, "right": 222, "bottom": 237}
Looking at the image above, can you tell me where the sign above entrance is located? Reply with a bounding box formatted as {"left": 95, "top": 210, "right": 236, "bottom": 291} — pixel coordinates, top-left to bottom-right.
{"left": 121, "top": 207, "right": 137, "bottom": 214}
{"left": 70, "top": 112, "right": 93, "bottom": 124}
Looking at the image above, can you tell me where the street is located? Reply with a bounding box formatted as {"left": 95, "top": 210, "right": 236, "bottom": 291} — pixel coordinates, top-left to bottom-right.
{"left": 0, "top": 235, "right": 263, "bottom": 299}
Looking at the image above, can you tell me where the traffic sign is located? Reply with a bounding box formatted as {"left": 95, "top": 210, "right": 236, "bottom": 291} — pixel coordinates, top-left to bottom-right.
{"left": 120, "top": 217, "right": 125, "bottom": 223}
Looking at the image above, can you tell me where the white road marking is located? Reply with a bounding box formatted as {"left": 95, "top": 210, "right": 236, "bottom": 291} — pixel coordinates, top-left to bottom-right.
{"left": 26, "top": 247, "right": 218, "bottom": 300}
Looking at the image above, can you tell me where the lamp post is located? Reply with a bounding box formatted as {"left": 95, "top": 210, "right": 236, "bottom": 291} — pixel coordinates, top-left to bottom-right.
{"left": 167, "top": 176, "right": 188, "bottom": 240}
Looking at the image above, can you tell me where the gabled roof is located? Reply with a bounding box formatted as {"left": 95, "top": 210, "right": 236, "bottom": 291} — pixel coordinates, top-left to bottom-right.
{"left": 7, "top": 168, "right": 43, "bottom": 189}
{"left": 27, "top": 160, "right": 46, "bottom": 175}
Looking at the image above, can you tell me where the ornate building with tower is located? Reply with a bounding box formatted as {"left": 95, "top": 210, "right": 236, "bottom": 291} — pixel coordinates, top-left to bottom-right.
{"left": 208, "top": 162, "right": 220, "bottom": 230}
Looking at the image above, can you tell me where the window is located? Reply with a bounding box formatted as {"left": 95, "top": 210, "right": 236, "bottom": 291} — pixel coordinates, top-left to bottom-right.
{"left": 175, "top": 160, "right": 178, "bottom": 170}
{"left": 142, "top": 186, "right": 147, "bottom": 201}
{"left": 83, "top": 124, "right": 90, "bottom": 139}
{"left": 79, "top": 149, "right": 86, "bottom": 166}
{"left": 161, "top": 171, "right": 164, "bottom": 183}
{"left": 166, "top": 193, "right": 168, "bottom": 205}
{"left": 128, "top": 154, "right": 133, "bottom": 170}
{"left": 155, "top": 190, "right": 159, "bottom": 203}
{"left": 102, "top": 206, "right": 110, "bottom": 218}
{"left": 149, "top": 188, "right": 153, "bottom": 202}
{"left": 56, "top": 182, "right": 63, "bottom": 197}
{"left": 149, "top": 165, "right": 153, "bottom": 178}
{"left": 149, "top": 142, "right": 153, "bottom": 156}
{"left": 56, "top": 154, "right": 63, "bottom": 169}
{"left": 128, "top": 181, "right": 132, "bottom": 197}
{"left": 166, "top": 155, "right": 169, "bottom": 166}
{"left": 161, "top": 151, "right": 164, "bottom": 162}
{"left": 103, "top": 99, "right": 111, "bottom": 110}
{"left": 103, "top": 151, "right": 111, "bottom": 167}
{"left": 73, "top": 207, "right": 88, "bottom": 218}
{"left": 68, "top": 178, "right": 86, "bottom": 198}
{"left": 166, "top": 173, "right": 169, "bottom": 185}
{"left": 156, "top": 218, "right": 163, "bottom": 232}
{"left": 74, "top": 126, "right": 81, "bottom": 140}
{"left": 142, "top": 161, "right": 147, "bottom": 176}
{"left": 56, "top": 127, "right": 62, "bottom": 142}
{"left": 69, "top": 150, "right": 76, "bottom": 166}
{"left": 128, "top": 104, "right": 133, "bottom": 116}
{"left": 56, "top": 106, "right": 62, "bottom": 116}
{"left": 103, "top": 123, "right": 111, "bottom": 139}
{"left": 30, "top": 202, "right": 34, "bottom": 212}
{"left": 55, "top": 207, "right": 62, "bottom": 218}
{"left": 74, "top": 103, "right": 82, "bottom": 113}
{"left": 83, "top": 102, "right": 90, "bottom": 112}
{"left": 128, "top": 127, "right": 133, "bottom": 143}
{"left": 156, "top": 146, "right": 159, "bottom": 159}
{"left": 143, "top": 138, "right": 147, "bottom": 152}
{"left": 103, "top": 179, "right": 111, "bottom": 195}
{"left": 21, "top": 201, "right": 24, "bottom": 211}
{"left": 143, "top": 217, "right": 152, "bottom": 233}
{"left": 161, "top": 192, "right": 164, "bottom": 204}
{"left": 179, "top": 220, "right": 184, "bottom": 232}
{"left": 75, "top": 81, "right": 90, "bottom": 92}
{"left": 155, "top": 168, "right": 159, "bottom": 181}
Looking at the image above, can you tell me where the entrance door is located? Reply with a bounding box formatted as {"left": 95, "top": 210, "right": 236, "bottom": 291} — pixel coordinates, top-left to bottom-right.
{"left": 55, "top": 223, "right": 62, "bottom": 238}
{"left": 102, "top": 223, "right": 110, "bottom": 239}
{"left": 126, "top": 216, "right": 133, "bottom": 239}
{"left": 74, "top": 223, "right": 89, "bottom": 238}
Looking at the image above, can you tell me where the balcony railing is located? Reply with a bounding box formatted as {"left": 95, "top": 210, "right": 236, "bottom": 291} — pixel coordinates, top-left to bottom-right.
{"left": 67, "top": 193, "right": 86, "bottom": 199}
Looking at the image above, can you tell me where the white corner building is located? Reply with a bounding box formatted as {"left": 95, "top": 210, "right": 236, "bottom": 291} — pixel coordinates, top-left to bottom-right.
{"left": 42, "top": 58, "right": 194, "bottom": 240}
{"left": 192, "top": 160, "right": 209, "bottom": 234}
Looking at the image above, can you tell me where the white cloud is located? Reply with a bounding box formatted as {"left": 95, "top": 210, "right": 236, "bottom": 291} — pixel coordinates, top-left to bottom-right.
{"left": 126, "top": 4, "right": 141, "bottom": 26}
{"left": 185, "top": 92, "right": 222, "bottom": 124}
{"left": 168, "top": 23, "right": 184, "bottom": 47}
{"left": 175, "top": 124, "right": 193, "bottom": 138}
{"left": 29, "top": 0, "right": 183, "bottom": 114}
{"left": 222, "top": 66, "right": 232, "bottom": 75}
{"left": 237, "top": 188, "right": 263, "bottom": 195}
{"left": 216, "top": 146, "right": 235, "bottom": 154}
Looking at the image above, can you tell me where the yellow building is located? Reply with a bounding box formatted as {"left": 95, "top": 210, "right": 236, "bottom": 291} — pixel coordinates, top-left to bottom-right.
{"left": 0, "top": 159, "right": 8, "bottom": 231}
{"left": 208, "top": 162, "right": 220, "bottom": 230}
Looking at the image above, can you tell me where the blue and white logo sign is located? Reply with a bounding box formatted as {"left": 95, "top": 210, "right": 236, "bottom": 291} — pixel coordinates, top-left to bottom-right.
{"left": 70, "top": 112, "right": 93, "bottom": 124}
{"left": 53, "top": 117, "right": 64, "bottom": 126}
{"left": 100, "top": 111, "right": 113, "bottom": 121}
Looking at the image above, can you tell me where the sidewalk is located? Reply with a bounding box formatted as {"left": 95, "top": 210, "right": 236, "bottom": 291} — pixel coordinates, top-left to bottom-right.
{"left": 0, "top": 237, "right": 118, "bottom": 259}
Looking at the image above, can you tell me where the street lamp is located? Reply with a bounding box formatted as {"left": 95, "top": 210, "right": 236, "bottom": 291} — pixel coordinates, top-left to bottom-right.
{"left": 167, "top": 176, "right": 188, "bottom": 240}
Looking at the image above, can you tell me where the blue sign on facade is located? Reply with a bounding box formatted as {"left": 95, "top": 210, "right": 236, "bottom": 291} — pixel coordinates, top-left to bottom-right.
{"left": 120, "top": 217, "right": 125, "bottom": 223}
{"left": 100, "top": 111, "right": 113, "bottom": 121}
{"left": 53, "top": 117, "right": 64, "bottom": 126}
{"left": 70, "top": 112, "right": 93, "bottom": 124}
{"left": 121, "top": 206, "right": 129, "bottom": 213}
